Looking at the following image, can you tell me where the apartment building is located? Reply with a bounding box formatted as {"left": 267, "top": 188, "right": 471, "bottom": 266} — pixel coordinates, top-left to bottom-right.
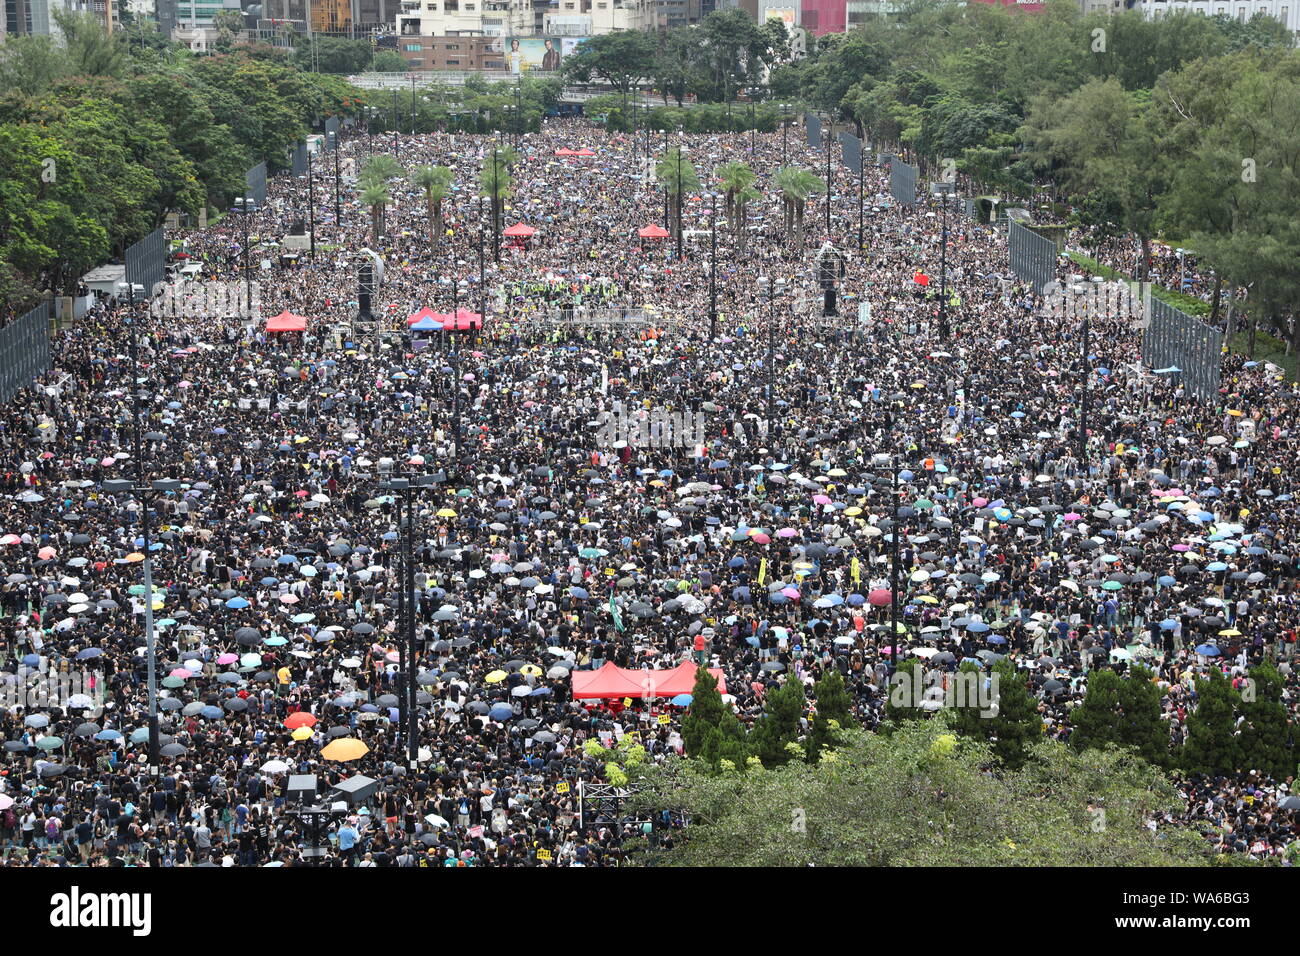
{"left": 1138, "top": 0, "right": 1299, "bottom": 35}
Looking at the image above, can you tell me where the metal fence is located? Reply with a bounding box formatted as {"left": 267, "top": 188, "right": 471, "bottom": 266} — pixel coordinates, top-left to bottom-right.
{"left": 245, "top": 162, "right": 268, "bottom": 207}
{"left": 325, "top": 116, "right": 340, "bottom": 150}
{"left": 877, "top": 152, "right": 894, "bottom": 168}
{"left": 1008, "top": 219, "right": 1057, "bottom": 294}
{"left": 0, "top": 301, "right": 52, "bottom": 403}
{"left": 806, "top": 114, "right": 822, "bottom": 151}
{"left": 1141, "top": 298, "right": 1223, "bottom": 402}
{"left": 125, "top": 227, "right": 167, "bottom": 299}
{"left": 291, "top": 140, "right": 308, "bottom": 177}
{"left": 838, "top": 131, "right": 862, "bottom": 175}
{"left": 889, "top": 160, "right": 918, "bottom": 206}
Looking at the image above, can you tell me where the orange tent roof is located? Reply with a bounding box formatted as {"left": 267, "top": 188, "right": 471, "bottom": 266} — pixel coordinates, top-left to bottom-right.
{"left": 570, "top": 661, "right": 725, "bottom": 700}
{"left": 265, "top": 310, "right": 307, "bottom": 332}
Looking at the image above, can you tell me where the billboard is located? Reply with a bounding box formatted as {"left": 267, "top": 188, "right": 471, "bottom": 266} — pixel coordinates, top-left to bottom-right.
{"left": 506, "top": 37, "right": 583, "bottom": 74}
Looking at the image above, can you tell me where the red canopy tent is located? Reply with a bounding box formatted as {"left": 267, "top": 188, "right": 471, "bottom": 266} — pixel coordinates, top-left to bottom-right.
{"left": 265, "top": 310, "right": 308, "bottom": 332}
{"left": 637, "top": 224, "right": 670, "bottom": 240}
{"left": 570, "top": 661, "right": 726, "bottom": 700}
{"left": 406, "top": 306, "right": 440, "bottom": 326}
{"left": 437, "top": 308, "right": 482, "bottom": 332}
{"left": 554, "top": 148, "right": 578, "bottom": 157}
{"left": 573, "top": 148, "right": 596, "bottom": 157}
{"left": 503, "top": 223, "right": 536, "bottom": 238}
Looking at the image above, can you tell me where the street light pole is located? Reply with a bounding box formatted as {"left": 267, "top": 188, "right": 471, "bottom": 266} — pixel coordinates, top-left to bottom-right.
{"left": 333, "top": 134, "right": 341, "bottom": 232}
{"left": 241, "top": 190, "right": 253, "bottom": 313}
{"left": 1080, "top": 316, "right": 1090, "bottom": 465}
{"left": 379, "top": 473, "right": 438, "bottom": 768}
{"left": 491, "top": 147, "right": 501, "bottom": 264}
{"left": 858, "top": 148, "right": 864, "bottom": 252}
{"left": 938, "top": 185, "right": 951, "bottom": 340}
{"left": 392, "top": 90, "right": 399, "bottom": 159}
{"left": 825, "top": 119, "right": 833, "bottom": 237}
{"left": 307, "top": 147, "right": 316, "bottom": 262}
{"left": 709, "top": 191, "right": 717, "bottom": 340}
{"left": 675, "top": 145, "right": 683, "bottom": 260}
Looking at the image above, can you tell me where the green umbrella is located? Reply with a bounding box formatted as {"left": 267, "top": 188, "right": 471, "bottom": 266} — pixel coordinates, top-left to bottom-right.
{"left": 161, "top": 676, "right": 185, "bottom": 689}
{"left": 1102, "top": 580, "right": 1123, "bottom": 591}
{"left": 914, "top": 498, "right": 935, "bottom": 510}
{"left": 36, "top": 736, "right": 64, "bottom": 751}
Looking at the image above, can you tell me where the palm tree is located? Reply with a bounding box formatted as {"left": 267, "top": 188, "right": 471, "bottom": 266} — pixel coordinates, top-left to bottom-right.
{"left": 654, "top": 149, "right": 700, "bottom": 243}
{"left": 716, "top": 161, "right": 754, "bottom": 227}
{"left": 361, "top": 183, "right": 389, "bottom": 243}
{"left": 359, "top": 154, "right": 404, "bottom": 188}
{"left": 479, "top": 150, "right": 514, "bottom": 261}
{"left": 774, "top": 166, "right": 826, "bottom": 247}
{"left": 411, "top": 165, "right": 454, "bottom": 246}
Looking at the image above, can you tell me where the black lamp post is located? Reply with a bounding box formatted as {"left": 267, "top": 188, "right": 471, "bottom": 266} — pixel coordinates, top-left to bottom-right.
{"left": 307, "top": 146, "right": 316, "bottom": 261}
{"left": 935, "top": 182, "right": 954, "bottom": 340}
{"left": 1079, "top": 316, "right": 1091, "bottom": 464}
{"left": 377, "top": 472, "right": 440, "bottom": 768}
{"left": 675, "top": 144, "right": 684, "bottom": 260}
{"left": 824, "top": 117, "right": 833, "bottom": 237}
{"left": 708, "top": 190, "right": 718, "bottom": 340}
{"left": 392, "top": 91, "right": 399, "bottom": 159}
{"left": 103, "top": 296, "right": 180, "bottom": 775}
{"left": 333, "top": 131, "right": 341, "bottom": 231}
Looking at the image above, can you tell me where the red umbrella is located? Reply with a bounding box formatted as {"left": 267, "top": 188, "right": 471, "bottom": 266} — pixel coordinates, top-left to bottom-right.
{"left": 637, "top": 224, "right": 670, "bottom": 240}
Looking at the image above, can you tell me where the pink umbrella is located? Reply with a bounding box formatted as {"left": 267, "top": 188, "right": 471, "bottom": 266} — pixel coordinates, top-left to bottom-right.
{"left": 973, "top": 497, "right": 989, "bottom": 507}
{"left": 1064, "top": 512, "right": 1081, "bottom": 521}
{"left": 100, "top": 457, "right": 115, "bottom": 467}
{"left": 1172, "top": 544, "right": 1190, "bottom": 552}
{"left": 385, "top": 650, "right": 400, "bottom": 663}
{"left": 813, "top": 494, "right": 831, "bottom": 505}
{"left": 217, "top": 653, "right": 238, "bottom": 665}
{"left": 780, "top": 586, "right": 800, "bottom": 598}
{"left": 37, "top": 546, "right": 56, "bottom": 560}
{"left": 869, "top": 588, "right": 892, "bottom": 607}
{"left": 168, "top": 668, "right": 192, "bottom": 679}
{"left": 751, "top": 532, "right": 771, "bottom": 544}
{"left": 0, "top": 534, "right": 21, "bottom": 545}
{"left": 776, "top": 528, "right": 798, "bottom": 538}
{"left": 280, "top": 594, "right": 299, "bottom": 604}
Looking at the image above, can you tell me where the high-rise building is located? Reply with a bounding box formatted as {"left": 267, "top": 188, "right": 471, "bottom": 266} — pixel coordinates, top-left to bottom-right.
{"left": 1136, "top": 0, "right": 1298, "bottom": 38}
{"left": 3, "top": 0, "right": 119, "bottom": 35}
{"left": 799, "top": 0, "right": 842, "bottom": 33}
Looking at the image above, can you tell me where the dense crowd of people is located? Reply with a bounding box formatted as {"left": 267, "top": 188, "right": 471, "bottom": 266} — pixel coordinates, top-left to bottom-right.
{"left": 0, "top": 115, "right": 1296, "bottom": 867}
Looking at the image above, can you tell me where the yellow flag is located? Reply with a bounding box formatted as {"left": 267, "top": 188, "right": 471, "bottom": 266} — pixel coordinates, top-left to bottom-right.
{"left": 758, "top": 558, "right": 767, "bottom": 585}
{"left": 851, "top": 556, "right": 861, "bottom": 584}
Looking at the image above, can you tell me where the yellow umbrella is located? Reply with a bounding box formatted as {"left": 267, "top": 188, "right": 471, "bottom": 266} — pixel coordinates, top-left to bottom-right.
{"left": 845, "top": 506, "right": 862, "bottom": 516}
{"left": 1218, "top": 628, "right": 1242, "bottom": 637}
{"left": 321, "top": 738, "right": 369, "bottom": 762}
{"left": 436, "top": 508, "right": 457, "bottom": 518}
{"left": 291, "top": 726, "right": 314, "bottom": 741}
{"left": 916, "top": 595, "right": 939, "bottom": 604}
{"left": 519, "top": 664, "right": 543, "bottom": 677}
{"left": 828, "top": 468, "right": 847, "bottom": 477}
{"left": 125, "top": 552, "right": 145, "bottom": 563}
{"left": 485, "top": 669, "right": 508, "bottom": 683}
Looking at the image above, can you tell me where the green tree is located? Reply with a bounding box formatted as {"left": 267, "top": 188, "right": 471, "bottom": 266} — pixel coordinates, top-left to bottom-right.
{"left": 633, "top": 719, "right": 1209, "bottom": 867}
{"left": 360, "top": 182, "right": 389, "bottom": 243}
{"left": 563, "top": 30, "right": 658, "bottom": 105}
{"left": 654, "top": 148, "right": 699, "bottom": 244}
{"left": 410, "top": 164, "right": 454, "bottom": 246}
{"left": 1068, "top": 667, "right": 1123, "bottom": 754}
{"left": 808, "top": 668, "right": 851, "bottom": 761}
{"left": 681, "top": 665, "right": 750, "bottom": 772}
{"left": 372, "top": 51, "right": 410, "bottom": 74}
{"left": 1237, "top": 663, "right": 1294, "bottom": 779}
{"left": 748, "top": 679, "right": 807, "bottom": 768}
{"left": 1116, "top": 666, "right": 1170, "bottom": 769}
{"left": 1179, "top": 669, "right": 1242, "bottom": 776}
{"left": 772, "top": 165, "right": 825, "bottom": 247}
{"left": 982, "top": 659, "right": 1043, "bottom": 770}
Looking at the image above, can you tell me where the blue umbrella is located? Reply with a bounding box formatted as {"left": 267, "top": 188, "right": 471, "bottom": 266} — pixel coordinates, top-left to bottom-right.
{"left": 199, "top": 706, "right": 224, "bottom": 719}
{"left": 672, "top": 694, "right": 693, "bottom": 706}
{"left": 847, "top": 593, "right": 866, "bottom": 606}
{"left": 1206, "top": 562, "right": 1228, "bottom": 572}
{"left": 727, "top": 557, "right": 746, "bottom": 568}
{"left": 489, "top": 704, "right": 513, "bottom": 721}
{"left": 967, "top": 621, "right": 990, "bottom": 634}
{"left": 276, "top": 554, "right": 298, "bottom": 565}
{"left": 1157, "top": 575, "right": 1176, "bottom": 586}
{"left": 569, "top": 587, "right": 589, "bottom": 600}
{"left": 1159, "top": 618, "right": 1178, "bottom": 630}
{"left": 1195, "top": 644, "right": 1221, "bottom": 657}
{"left": 986, "top": 634, "right": 1007, "bottom": 645}
{"left": 225, "top": 597, "right": 250, "bottom": 609}
{"left": 530, "top": 687, "right": 552, "bottom": 697}
{"left": 22, "top": 654, "right": 40, "bottom": 666}
{"left": 95, "top": 729, "right": 123, "bottom": 741}
{"left": 76, "top": 648, "right": 103, "bottom": 660}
